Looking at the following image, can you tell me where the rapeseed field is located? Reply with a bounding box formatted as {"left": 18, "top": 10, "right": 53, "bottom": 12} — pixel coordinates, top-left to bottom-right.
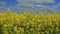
{"left": 0, "top": 11, "right": 60, "bottom": 34}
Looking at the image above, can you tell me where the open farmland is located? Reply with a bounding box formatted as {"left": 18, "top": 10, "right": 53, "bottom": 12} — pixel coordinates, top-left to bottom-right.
{"left": 0, "top": 11, "right": 60, "bottom": 34}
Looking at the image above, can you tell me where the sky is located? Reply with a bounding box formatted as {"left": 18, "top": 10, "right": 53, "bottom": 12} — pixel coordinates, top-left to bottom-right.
{"left": 0, "top": 0, "right": 60, "bottom": 12}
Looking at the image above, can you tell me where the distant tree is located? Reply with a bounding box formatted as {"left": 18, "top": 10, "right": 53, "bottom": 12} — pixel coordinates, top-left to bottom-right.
{"left": 5, "top": 8, "right": 12, "bottom": 14}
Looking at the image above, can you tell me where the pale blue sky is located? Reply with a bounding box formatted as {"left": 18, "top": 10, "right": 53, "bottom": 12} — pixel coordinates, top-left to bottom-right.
{"left": 0, "top": 0, "right": 60, "bottom": 12}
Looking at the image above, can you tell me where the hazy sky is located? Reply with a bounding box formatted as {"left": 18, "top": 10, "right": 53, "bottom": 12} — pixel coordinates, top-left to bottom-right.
{"left": 0, "top": 0, "right": 60, "bottom": 12}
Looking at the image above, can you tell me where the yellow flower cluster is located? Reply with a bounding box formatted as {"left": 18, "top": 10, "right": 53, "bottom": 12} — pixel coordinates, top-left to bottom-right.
{"left": 0, "top": 11, "right": 60, "bottom": 34}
